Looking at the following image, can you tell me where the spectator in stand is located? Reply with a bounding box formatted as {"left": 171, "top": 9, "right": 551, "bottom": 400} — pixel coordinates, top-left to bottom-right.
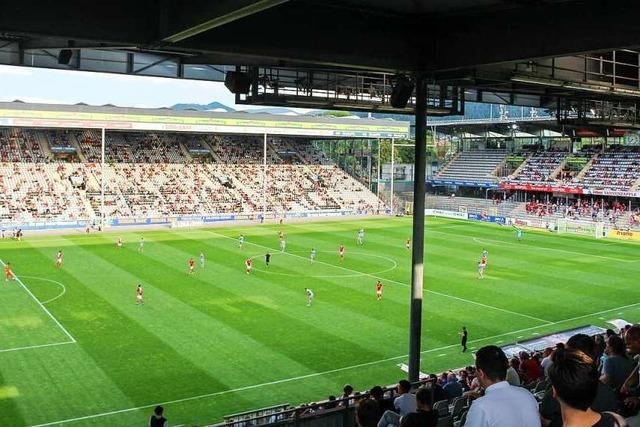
{"left": 370, "top": 385, "right": 394, "bottom": 419}
{"left": 520, "top": 351, "right": 542, "bottom": 384}
{"left": 506, "top": 357, "right": 521, "bottom": 386}
{"left": 548, "top": 348, "right": 627, "bottom": 427}
{"left": 459, "top": 369, "right": 472, "bottom": 392}
{"left": 541, "top": 334, "right": 619, "bottom": 427}
{"left": 600, "top": 335, "right": 634, "bottom": 391}
{"left": 400, "top": 387, "right": 438, "bottom": 427}
{"left": 621, "top": 326, "right": 640, "bottom": 425}
{"left": 340, "top": 384, "right": 354, "bottom": 407}
{"left": 464, "top": 345, "right": 540, "bottom": 427}
{"left": 541, "top": 347, "right": 554, "bottom": 378}
{"left": 356, "top": 399, "right": 381, "bottom": 427}
{"left": 443, "top": 372, "right": 463, "bottom": 400}
{"left": 427, "top": 374, "right": 448, "bottom": 403}
{"left": 148, "top": 406, "right": 168, "bottom": 427}
{"left": 394, "top": 380, "right": 417, "bottom": 416}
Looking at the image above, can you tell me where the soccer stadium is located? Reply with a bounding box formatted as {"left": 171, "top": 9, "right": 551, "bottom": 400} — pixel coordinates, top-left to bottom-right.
{"left": 3, "top": 1, "right": 640, "bottom": 427}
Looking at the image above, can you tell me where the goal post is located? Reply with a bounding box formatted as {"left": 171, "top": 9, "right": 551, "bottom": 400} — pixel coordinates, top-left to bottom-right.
{"left": 556, "top": 218, "right": 605, "bottom": 239}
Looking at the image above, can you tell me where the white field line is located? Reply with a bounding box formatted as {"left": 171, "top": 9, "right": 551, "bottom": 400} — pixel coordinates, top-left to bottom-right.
{"left": 31, "top": 300, "right": 640, "bottom": 427}
{"left": 207, "top": 230, "right": 553, "bottom": 324}
{"left": 0, "top": 260, "right": 76, "bottom": 343}
{"left": 468, "top": 236, "right": 635, "bottom": 263}
{"left": 0, "top": 340, "right": 74, "bottom": 354}
{"left": 20, "top": 275, "right": 67, "bottom": 304}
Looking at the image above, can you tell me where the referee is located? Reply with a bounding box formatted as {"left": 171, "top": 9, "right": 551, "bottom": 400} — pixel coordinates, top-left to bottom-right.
{"left": 460, "top": 326, "right": 468, "bottom": 352}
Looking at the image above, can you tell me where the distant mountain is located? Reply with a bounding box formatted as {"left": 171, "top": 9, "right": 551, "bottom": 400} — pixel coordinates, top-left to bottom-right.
{"left": 171, "top": 101, "right": 235, "bottom": 112}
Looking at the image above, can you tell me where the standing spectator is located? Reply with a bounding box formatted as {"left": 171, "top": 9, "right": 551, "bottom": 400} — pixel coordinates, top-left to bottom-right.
{"left": 621, "top": 326, "right": 640, "bottom": 425}
{"left": 443, "top": 372, "right": 463, "bottom": 400}
{"left": 548, "top": 348, "right": 627, "bottom": 427}
{"left": 148, "top": 406, "right": 168, "bottom": 427}
{"left": 601, "top": 335, "right": 634, "bottom": 391}
{"left": 540, "top": 334, "right": 619, "bottom": 427}
{"left": 394, "top": 379, "right": 417, "bottom": 416}
{"left": 464, "top": 346, "right": 540, "bottom": 427}
{"left": 400, "top": 387, "right": 438, "bottom": 427}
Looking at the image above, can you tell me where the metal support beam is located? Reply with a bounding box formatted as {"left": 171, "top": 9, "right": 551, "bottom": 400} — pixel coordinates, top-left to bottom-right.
{"left": 263, "top": 132, "right": 268, "bottom": 220}
{"left": 390, "top": 138, "right": 395, "bottom": 214}
{"left": 162, "top": 0, "right": 290, "bottom": 43}
{"left": 100, "top": 128, "right": 106, "bottom": 230}
{"left": 408, "top": 73, "right": 427, "bottom": 382}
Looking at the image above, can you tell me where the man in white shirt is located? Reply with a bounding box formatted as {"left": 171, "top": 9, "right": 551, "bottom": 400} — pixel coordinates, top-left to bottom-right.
{"left": 465, "top": 346, "right": 541, "bottom": 427}
{"left": 393, "top": 380, "right": 417, "bottom": 416}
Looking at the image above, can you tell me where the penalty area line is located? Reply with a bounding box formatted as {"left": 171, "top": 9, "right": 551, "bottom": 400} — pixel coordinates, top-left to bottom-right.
{"left": 0, "top": 259, "right": 77, "bottom": 343}
{"left": 30, "top": 300, "right": 640, "bottom": 426}
{"left": 0, "top": 340, "right": 75, "bottom": 354}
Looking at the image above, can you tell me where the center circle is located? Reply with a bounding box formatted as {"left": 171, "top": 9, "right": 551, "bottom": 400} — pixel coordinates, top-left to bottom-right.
{"left": 248, "top": 251, "right": 398, "bottom": 278}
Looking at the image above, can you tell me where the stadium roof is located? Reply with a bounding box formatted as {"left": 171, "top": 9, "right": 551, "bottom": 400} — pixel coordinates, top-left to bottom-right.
{"left": 3, "top": 1, "right": 640, "bottom": 115}
{"left": 0, "top": 102, "right": 410, "bottom": 138}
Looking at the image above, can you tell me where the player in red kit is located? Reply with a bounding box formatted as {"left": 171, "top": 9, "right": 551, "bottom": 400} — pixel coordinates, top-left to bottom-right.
{"left": 245, "top": 258, "right": 253, "bottom": 274}
{"left": 4, "top": 263, "right": 14, "bottom": 282}
{"left": 338, "top": 244, "right": 345, "bottom": 261}
{"left": 375, "top": 280, "right": 384, "bottom": 300}
{"left": 188, "top": 258, "right": 195, "bottom": 275}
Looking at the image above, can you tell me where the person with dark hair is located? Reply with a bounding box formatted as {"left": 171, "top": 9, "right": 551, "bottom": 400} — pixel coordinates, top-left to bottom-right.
{"left": 427, "top": 374, "right": 447, "bottom": 403}
{"left": 548, "top": 348, "right": 626, "bottom": 427}
{"left": 601, "top": 335, "right": 634, "bottom": 391}
{"left": 464, "top": 346, "right": 540, "bottom": 427}
{"left": 340, "top": 384, "right": 354, "bottom": 407}
{"left": 394, "top": 379, "right": 417, "bottom": 416}
{"left": 148, "top": 405, "right": 168, "bottom": 427}
{"left": 621, "top": 326, "right": 640, "bottom": 425}
{"left": 540, "top": 334, "right": 619, "bottom": 427}
{"left": 356, "top": 398, "right": 381, "bottom": 427}
{"left": 460, "top": 327, "right": 468, "bottom": 352}
{"left": 400, "top": 387, "right": 438, "bottom": 427}
{"left": 370, "top": 385, "right": 394, "bottom": 418}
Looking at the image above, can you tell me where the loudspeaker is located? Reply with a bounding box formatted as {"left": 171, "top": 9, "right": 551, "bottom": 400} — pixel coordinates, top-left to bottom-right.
{"left": 58, "top": 49, "right": 73, "bottom": 65}
{"left": 390, "top": 75, "right": 414, "bottom": 109}
{"left": 224, "top": 71, "right": 251, "bottom": 94}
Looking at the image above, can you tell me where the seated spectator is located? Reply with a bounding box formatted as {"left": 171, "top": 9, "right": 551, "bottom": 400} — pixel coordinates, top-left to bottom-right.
{"left": 541, "top": 334, "right": 619, "bottom": 427}
{"left": 356, "top": 398, "right": 381, "bottom": 427}
{"left": 520, "top": 351, "right": 543, "bottom": 384}
{"left": 600, "top": 335, "right": 634, "bottom": 391}
{"left": 506, "top": 357, "right": 521, "bottom": 386}
{"left": 541, "top": 348, "right": 554, "bottom": 378}
{"left": 548, "top": 348, "right": 627, "bottom": 427}
{"left": 370, "top": 385, "right": 394, "bottom": 419}
{"left": 400, "top": 387, "right": 438, "bottom": 427}
{"left": 464, "top": 345, "right": 540, "bottom": 427}
{"left": 427, "top": 374, "right": 447, "bottom": 403}
{"left": 394, "top": 380, "right": 417, "bottom": 416}
{"left": 443, "top": 372, "right": 463, "bottom": 399}
{"left": 340, "top": 384, "right": 354, "bottom": 407}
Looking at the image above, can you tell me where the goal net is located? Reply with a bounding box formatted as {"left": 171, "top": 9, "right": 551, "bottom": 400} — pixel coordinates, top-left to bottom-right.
{"left": 556, "top": 218, "right": 605, "bottom": 239}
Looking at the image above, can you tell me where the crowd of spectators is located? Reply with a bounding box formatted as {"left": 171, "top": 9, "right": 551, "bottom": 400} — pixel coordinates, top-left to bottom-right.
{"left": 257, "top": 326, "right": 640, "bottom": 427}
{"left": 0, "top": 128, "right": 384, "bottom": 222}
{"left": 524, "top": 197, "right": 628, "bottom": 224}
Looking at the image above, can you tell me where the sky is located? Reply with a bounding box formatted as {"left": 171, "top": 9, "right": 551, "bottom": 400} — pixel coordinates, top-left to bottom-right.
{"left": 0, "top": 64, "right": 253, "bottom": 109}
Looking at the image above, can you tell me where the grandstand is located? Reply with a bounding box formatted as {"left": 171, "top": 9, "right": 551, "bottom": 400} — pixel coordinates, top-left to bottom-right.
{"left": 0, "top": 102, "right": 408, "bottom": 227}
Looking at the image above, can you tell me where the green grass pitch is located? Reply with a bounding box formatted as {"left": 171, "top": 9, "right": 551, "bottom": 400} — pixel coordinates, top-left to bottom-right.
{"left": 1, "top": 216, "right": 640, "bottom": 426}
